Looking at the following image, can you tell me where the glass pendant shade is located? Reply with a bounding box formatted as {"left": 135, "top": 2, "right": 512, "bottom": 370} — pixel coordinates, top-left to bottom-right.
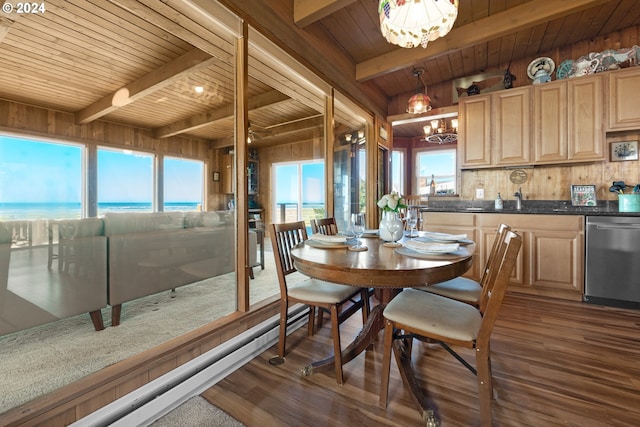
{"left": 379, "top": 0, "right": 459, "bottom": 49}
{"left": 406, "top": 93, "right": 432, "bottom": 114}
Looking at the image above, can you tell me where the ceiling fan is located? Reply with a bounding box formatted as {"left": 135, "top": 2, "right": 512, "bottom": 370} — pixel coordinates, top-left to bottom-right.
{"left": 247, "top": 122, "right": 272, "bottom": 143}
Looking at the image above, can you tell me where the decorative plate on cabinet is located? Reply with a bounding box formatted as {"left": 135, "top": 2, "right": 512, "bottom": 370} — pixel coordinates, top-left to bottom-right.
{"left": 509, "top": 169, "right": 528, "bottom": 184}
{"left": 527, "top": 57, "right": 555, "bottom": 84}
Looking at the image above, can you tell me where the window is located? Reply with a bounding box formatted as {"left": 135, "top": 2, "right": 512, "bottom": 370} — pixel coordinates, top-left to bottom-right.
{"left": 273, "top": 160, "right": 325, "bottom": 226}
{"left": 391, "top": 150, "right": 405, "bottom": 195}
{"left": 163, "top": 156, "right": 204, "bottom": 212}
{"left": 97, "top": 148, "right": 154, "bottom": 216}
{"left": 415, "top": 148, "right": 456, "bottom": 195}
{"left": 0, "top": 135, "right": 83, "bottom": 220}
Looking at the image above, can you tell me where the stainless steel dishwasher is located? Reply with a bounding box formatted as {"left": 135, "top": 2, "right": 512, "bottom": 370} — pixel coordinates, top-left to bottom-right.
{"left": 585, "top": 216, "right": 640, "bottom": 308}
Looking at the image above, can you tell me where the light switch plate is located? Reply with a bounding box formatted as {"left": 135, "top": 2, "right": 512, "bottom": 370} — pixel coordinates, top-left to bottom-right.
{"left": 476, "top": 188, "right": 484, "bottom": 199}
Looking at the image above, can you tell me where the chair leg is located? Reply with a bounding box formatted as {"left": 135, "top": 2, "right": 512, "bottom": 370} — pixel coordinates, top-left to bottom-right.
{"left": 379, "top": 319, "right": 394, "bottom": 408}
{"left": 476, "top": 344, "right": 493, "bottom": 427}
{"left": 316, "top": 307, "right": 325, "bottom": 330}
{"left": 330, "top": 305, "right": 344, "bottom": 385}
{"left": 307, "top": 305, "right": 316, "bottom": 336}
{"left": 278, "top": 300, "right": 289, "bottom": 357}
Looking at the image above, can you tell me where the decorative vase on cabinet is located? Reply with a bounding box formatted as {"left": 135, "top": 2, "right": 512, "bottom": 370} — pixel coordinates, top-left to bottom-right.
{"left": 379, "top": 211, "right": 404, "bottom": 242}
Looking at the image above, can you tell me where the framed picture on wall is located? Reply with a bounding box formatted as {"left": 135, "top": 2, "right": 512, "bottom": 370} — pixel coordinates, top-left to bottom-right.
{"left": 570, "top": 185, "right": 597, "bottom": 206}
{"left": 610, "top": 140, "right": 638, "bottom": 162}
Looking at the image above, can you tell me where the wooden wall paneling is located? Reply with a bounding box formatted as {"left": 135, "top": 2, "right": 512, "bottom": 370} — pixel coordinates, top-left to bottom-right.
{"left": 115, "top": 372, "right": 150, "bottom": 400}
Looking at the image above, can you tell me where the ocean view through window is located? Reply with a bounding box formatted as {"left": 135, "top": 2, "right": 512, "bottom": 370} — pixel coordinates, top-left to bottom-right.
{"left": 0, "top": 135, "right": 83, "bottom": 220}
{"left": 163, "top": 156, "right": 204, "bottom": 212}
{"left": 1, "top": 136, "right": 205, "bottom": 221}
{"left": 273, "top": 161, "right": 325, "bottom": 225}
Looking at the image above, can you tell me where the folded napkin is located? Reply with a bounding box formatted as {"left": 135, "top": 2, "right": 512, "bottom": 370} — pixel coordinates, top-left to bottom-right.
{"left": 421, "top": 231, "right": 468, "bottom": 242}
{"left": 363, "top": 229, "right": 379, "bottom": 235}
{"left": 404, "top": 240, "right": 460, "bottom": 254}
{"left": 309, "top": 234, "right": 347, "bottom": 243}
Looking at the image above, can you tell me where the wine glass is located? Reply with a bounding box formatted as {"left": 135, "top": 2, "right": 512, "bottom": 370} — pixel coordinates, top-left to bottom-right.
{"left": 386, "top": 214, "right": 403, "bottom": 246}
{"left": 406, "top": 207, "right": 418, "bottom": 238}
{"left": 350, "top": 213, "right": 365, "bottom": 248}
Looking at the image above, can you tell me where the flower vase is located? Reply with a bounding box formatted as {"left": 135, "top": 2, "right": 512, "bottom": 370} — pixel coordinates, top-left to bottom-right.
{"left": 379, "top": 211, "right": 403, "bottom": 242}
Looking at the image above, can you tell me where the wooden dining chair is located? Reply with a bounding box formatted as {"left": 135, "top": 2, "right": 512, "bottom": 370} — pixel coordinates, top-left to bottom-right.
{"left": 404, "top": 194, "right": 423, "bottom": 206}
{"left": 269, "top": 221, "right": 371, "bottom": 384}
{"left": 310, "top": 217, "right": 338, "bottom": 235}
{"left": 415, "top": 223, "right": 511, "bottom": 306}
{"left": 379, "top": 230, "right": 522, "bottom": 427}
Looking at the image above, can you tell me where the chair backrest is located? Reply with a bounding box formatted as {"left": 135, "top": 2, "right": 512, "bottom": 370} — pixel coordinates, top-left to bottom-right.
{"left": 404, "top": 195, "right": 423, "bottom": 206}
{"left": 269, "top": 221, "right": 308, "bottom": 292}
{"left": 479, "top": 223, "right": 511, "bottom": 286}
{"left": 476, "top": 230, "right": 522, "bottom": 344}
{"left": 310, "top": 217, "right": 338, "bottom": 235}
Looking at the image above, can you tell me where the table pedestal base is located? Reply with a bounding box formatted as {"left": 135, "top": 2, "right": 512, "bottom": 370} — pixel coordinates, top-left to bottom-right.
{"left": 301, "top": 294, "right": 439, "bottom": 425}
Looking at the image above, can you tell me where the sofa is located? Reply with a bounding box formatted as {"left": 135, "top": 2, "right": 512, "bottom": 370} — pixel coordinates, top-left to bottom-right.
{"left": 0, "top": 210, "right": 253, "bottom": 334}
{"left": 104, "top": 211, "right": 237, "bottom": 326}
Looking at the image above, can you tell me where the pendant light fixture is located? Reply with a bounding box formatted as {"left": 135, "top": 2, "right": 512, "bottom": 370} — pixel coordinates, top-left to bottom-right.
{"left": 379, "top": 0, "right": 459, "bottom": 49}
{"left": 406, "top": 68, "right": 432, "bottom": 114}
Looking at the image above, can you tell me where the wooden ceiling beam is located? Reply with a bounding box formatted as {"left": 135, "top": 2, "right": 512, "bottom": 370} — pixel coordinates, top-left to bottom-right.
{"left": 356, "top": 0, "right": 610, "bottom": 82}
{"left": 0, "top": 16, "right": 16, "bottom": 44}
{"left": 294, "top": 0, "right": 357, "bottom": 27}
{"left": 76, "top": 48, "right": 216, "bottom": 124}
{"left": 154, "top": 90, "right": 290, "bottom": 138}
{"left": 209, "top": 115, "right": 324, "bottom": 148}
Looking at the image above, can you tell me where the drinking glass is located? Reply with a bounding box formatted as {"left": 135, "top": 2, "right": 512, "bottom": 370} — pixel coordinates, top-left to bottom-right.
{"left": 406, "top": 207, "right": 418, "bottom": 238}
{"left": 350, "top": 213, "right": 365, "bottom": 248}
{"left": 386, "top": 213, "right": 403, "bottom": 246}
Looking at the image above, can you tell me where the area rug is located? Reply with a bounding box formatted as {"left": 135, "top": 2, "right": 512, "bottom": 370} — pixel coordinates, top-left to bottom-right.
{"left": 150, "top": 396, "right": 245, "bottom": 427}
{"left": 0, "top": 250, "right": 282, "bottom": 415}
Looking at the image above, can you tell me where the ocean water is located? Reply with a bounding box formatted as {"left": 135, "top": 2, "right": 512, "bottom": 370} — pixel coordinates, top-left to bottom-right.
{"left": 0, "top": 202, "right": 200, "bottom": 220}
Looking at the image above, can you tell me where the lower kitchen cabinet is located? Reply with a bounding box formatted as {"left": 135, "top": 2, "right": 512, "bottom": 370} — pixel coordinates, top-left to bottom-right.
{"left": 421, "top": 212, "right": 479, "bottom": 280}
{"left": 424, "top": 212, "right": 585, "bottom": 301}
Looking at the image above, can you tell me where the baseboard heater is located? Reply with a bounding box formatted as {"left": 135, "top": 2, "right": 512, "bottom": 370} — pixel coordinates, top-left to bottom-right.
{"left": 70, "top": 305, "right": 310, "bottom": 427}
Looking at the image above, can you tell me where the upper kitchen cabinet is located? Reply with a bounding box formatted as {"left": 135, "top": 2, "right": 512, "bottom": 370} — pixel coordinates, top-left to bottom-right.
{"left": 458, "top": 94, "right": 492, "bottom": 168}
{"left": 459, "top": 87, "right": 531, "bottom": 169}
{"left": 607, "top": 67, "right": 640, "bottom": 131}
{"left": 493, "top": 87, "right": 531, "bottom": 166}
{"left": 567, "top": 74, "right": 605, "bottom": 161}
{"left": 533, "top": 74, "right": 605, "bottom": 164}
{"left": 533, "top": 82, "right": 567, "bottom": 162}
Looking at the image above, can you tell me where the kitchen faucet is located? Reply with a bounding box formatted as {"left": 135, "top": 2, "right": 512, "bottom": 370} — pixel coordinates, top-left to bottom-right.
{"left": 514, "top": 187, "right": 523, "bottom": 210}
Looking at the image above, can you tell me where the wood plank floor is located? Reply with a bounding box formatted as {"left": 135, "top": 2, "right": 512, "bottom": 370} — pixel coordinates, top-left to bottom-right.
{"left": 202, "top": 293, "right": 640, "bottom": 427}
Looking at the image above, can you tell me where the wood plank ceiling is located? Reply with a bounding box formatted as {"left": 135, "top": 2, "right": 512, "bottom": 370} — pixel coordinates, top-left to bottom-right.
{"left": 1, "top": 0, "right": 639, "bottom": 144}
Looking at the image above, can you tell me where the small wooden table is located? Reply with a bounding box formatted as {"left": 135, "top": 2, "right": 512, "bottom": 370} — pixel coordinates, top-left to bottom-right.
{"left": 291, "top": 234, "right": 475, "bottom": 422}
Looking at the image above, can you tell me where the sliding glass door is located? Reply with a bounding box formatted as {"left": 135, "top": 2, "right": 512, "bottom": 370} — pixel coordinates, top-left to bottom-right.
{"left": 272, "top": 160, "right": 325, "bottom": 229}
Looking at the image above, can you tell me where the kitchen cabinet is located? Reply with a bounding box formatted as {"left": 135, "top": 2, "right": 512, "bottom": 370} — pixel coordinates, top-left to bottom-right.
{"left": 533, "top": 75, "right": 605, "bottom": 164}
{"left": 567, "top": 75, "right": 605, "bottom": 161}
{"left": 607, "top": 67, "right": 640, "bottom": 131}
{"left": 424, "top": 212, "right": 585, "bottom": 301}
{"left": 459, "top": 87, "right": 531, "bottom": 168}
{"left": 493, "top": 87, "right": 532, "bottom": 166}
{"left": 533, "top": 82, "right": 567, "bottom": 162}
{"left": 421, "top": 212, "right": 479, "bottom": 280}
{"left": 458, "top": 94, "right": 491, "bottom": 168}
{"left": 460, "top": 75, "right": 605, "bottom": 169}
{"left": 480, "top": 214, "right": 584, "bottom": 301}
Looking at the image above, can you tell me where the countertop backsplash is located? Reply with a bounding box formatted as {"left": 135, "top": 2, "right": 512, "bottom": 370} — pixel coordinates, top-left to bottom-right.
{"left": 420, "top": 199, "right": 639, "bottom": 216}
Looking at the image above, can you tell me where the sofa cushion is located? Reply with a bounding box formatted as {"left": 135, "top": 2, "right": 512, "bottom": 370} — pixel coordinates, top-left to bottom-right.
{"left": 184, "top": 211, "right": 222, "bottom": 228}
{"left": 103, "top": 211, "right": 185, "bottom": 236}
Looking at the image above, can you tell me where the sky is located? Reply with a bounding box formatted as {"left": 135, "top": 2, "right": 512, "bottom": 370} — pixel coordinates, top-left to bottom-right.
{"left": 0, "top": 136, "right": 203, "bottom": 204}
{"left": 274, "top": 161, "right": 324, "bottom": 204}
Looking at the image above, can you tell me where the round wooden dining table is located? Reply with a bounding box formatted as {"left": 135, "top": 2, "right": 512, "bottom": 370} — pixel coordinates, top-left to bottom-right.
{"left": 291, "top": 233, "right": 475, "bottom": 421}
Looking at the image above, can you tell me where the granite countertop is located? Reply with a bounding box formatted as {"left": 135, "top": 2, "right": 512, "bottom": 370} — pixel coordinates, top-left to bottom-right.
{"left": 418, "top": 199, "right": 640, "bottom": 217}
